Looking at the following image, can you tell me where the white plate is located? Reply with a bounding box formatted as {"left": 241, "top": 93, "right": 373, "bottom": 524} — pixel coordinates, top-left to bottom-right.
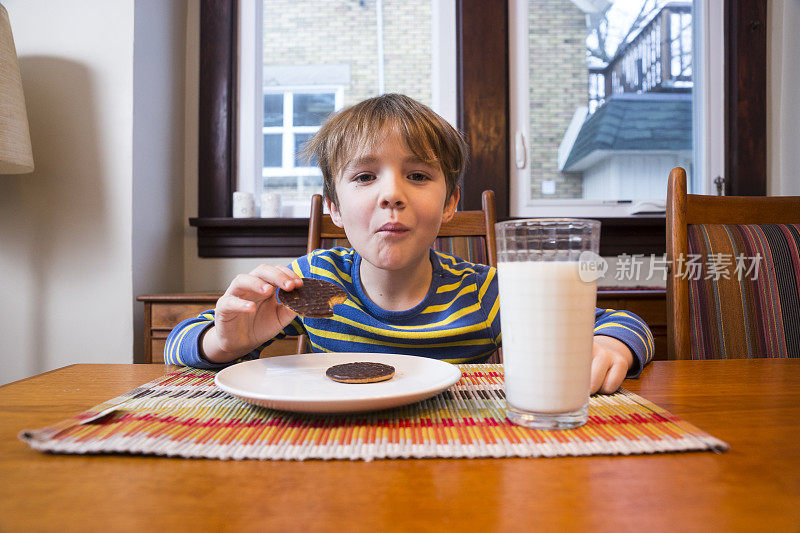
{"left": 214, "top": 353, "right": 462, "bottom": 413}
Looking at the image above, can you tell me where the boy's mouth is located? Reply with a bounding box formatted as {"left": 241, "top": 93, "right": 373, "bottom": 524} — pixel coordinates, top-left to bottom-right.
{"left": 377, "top": 222, "right": 410, "bottom": 235}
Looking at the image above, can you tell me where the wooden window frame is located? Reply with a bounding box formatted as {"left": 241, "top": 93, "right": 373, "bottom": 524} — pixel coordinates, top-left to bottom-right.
{"left": 191, "top": 0, "right": 766, "bottom": 258}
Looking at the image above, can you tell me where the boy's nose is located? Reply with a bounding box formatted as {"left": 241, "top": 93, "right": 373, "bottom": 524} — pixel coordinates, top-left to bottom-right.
{"left": 378, "top": 174, "right": 406, "bottom": 208}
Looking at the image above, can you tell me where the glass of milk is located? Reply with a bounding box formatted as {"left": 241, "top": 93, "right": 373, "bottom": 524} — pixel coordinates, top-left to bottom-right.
{"left": 495, "top": 218, "right": 600, "bottom": 430}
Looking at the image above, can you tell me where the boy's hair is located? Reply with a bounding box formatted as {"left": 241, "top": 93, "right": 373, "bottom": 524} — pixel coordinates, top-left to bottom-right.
{"left": 302, "top": 93, "right": 468, "bottom": 207}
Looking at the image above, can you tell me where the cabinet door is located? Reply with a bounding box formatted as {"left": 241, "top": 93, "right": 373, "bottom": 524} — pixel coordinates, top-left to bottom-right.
{"left": 149, "top": 300, "right": 218, "bottom": 363}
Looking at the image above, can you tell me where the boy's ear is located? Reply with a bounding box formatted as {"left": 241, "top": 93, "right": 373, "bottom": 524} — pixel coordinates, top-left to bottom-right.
{"left": 326, "top": 197, "right": 344, "bottom": 228}
{"left": 441, "top": 187, "right": 460, "bottom": 224}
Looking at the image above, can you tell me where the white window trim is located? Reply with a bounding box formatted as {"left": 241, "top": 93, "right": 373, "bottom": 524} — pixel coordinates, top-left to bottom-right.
{"left": 696, "top": 0, "right": 725, "bottom": 197}
{"left": 432, "top": 0, "right": 457, "bottom": 127}
{"left": 237, "top": 0, "right": 263, "bottom": 200}
{"left": 508, "top": 0, "right": 724, "bottom": 218}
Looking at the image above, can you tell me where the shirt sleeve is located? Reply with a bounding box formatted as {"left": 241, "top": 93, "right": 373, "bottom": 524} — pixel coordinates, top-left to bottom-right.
{"left": 163, "top": 309, "right": 305, "bottom": 369}
{"left": 164, "top": 254, "right": 315, "bottom": 369}
{"left": 593, "top": 307, "right": 654, "bottom": 378}
{"left": 477, "top": 266, "right": 502, "bottom": 349}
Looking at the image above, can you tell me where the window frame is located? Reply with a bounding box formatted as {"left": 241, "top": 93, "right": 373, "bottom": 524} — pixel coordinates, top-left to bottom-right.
{"left": 191, "top": 0, "right": 766, "bottom": 258}
{"left": 261, "top": 87, "right": 342, "bottom": 185}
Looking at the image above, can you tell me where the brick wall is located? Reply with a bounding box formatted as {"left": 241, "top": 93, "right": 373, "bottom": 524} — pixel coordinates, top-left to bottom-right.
{"left": 528, "top": 0, "right": 586, "bottom": 199}
{"left": 263, "top": 0, "right": 431, "bottom": 107}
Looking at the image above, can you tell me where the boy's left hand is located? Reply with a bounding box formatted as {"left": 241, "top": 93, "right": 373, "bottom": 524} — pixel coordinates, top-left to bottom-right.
{"left": 590, "top": 336, "right": 634, "bottom": 395}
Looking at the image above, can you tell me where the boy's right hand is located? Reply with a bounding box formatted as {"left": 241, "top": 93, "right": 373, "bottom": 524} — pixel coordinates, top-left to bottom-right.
{"left": 200, "top": 265, "right": 303, "bottom": 363}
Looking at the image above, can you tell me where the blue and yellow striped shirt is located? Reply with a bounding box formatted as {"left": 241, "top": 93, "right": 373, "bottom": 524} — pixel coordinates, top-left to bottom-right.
{"left": 166, "top": 248, "right": 653, "bottom": 376}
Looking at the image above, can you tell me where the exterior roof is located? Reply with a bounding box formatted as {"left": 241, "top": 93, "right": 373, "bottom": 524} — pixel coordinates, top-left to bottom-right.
{"left": 562, "top": 92, "right": 692, "bottom": 171}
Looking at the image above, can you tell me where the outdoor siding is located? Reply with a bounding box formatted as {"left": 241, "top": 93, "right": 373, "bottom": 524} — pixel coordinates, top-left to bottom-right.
{"left": 529, "top": 0, "right": 586, "bottom": 199}
{"left": 583, "top": 153, "right": 693, "bottom": 199}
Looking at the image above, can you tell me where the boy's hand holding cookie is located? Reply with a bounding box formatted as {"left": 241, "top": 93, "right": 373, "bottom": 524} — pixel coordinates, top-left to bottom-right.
{"left": 201, "top": 265, "right": 303, "bottom": 363}
{"left": 590, "top": 336, "right": 634, "bottom": 395}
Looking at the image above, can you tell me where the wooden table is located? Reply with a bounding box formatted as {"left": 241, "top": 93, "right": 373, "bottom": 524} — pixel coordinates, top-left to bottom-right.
{"left": 1, "top": 360, "right": 798, "bottom": 532}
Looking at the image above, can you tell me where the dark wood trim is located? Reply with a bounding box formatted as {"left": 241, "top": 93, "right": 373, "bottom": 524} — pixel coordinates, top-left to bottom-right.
{"left": 493, "top": 215, "right": 667, "bottom": 257}
{"left": 190, "top": 217, "right": 309, "bottom": 257}
{"left": 595, "top": 216, "right": 666, "bottom": 257}
{"left": 190, "top": 215, "right": 666, "bottom": 258}
{"left": 456, "top": 0, "right": 510, "bottom": 217}
{"left": 198, "top": 0, "right": 237, "bottom": 217}
{"left": 724, "top": 0, "right": 767, "bottom": 196}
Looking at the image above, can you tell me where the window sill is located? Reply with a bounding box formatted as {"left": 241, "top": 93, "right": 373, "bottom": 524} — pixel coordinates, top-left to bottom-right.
{"left": 190, "top": 215, "right": 665, "bottom": 258}
{"left": 189, "top": 217, "right": 310, "bottom": 258}
{"left": 594, "top": 216, "right": 666, "bottom": 257}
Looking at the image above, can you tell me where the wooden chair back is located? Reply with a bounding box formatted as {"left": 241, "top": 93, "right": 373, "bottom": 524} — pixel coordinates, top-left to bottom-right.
{"left": 666, "top": 167, "right": 800, "bottom": 359}
{"left": 298, "top": 189, "right": 498, "bottom": 354}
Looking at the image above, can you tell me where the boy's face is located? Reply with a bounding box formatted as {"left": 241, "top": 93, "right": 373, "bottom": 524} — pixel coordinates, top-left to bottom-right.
{"left": 326, "top": 130, "right": 459, "bottom": 273}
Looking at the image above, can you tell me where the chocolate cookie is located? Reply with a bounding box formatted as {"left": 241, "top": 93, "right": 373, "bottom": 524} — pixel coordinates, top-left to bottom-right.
{"left": 277, "top": 278, "right": 347, "bottom": 318}
{"left": 325, "top": 362, "right": 396, "bottom": 384}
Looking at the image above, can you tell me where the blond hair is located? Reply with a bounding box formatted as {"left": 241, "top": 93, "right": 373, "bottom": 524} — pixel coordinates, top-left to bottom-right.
{"left": 302, "top": 94, "right": 468, "bottom": 206}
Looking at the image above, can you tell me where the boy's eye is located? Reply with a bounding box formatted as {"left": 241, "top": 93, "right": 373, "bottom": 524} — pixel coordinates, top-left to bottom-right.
{"left": 353, "top": 173, "right": 375, "bottom": 183}
{"left": 408, "top": 172, "right": 429, "bottom": 182}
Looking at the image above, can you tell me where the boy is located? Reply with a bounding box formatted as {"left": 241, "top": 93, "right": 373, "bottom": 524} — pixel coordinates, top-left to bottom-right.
{"left": 167, "top": 94, "right": 653, "bottom": 394}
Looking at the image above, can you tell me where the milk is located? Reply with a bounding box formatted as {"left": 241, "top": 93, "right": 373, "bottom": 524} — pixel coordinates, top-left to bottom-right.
{"left": 497, "top": 261, "right": 596, "bottom": 414}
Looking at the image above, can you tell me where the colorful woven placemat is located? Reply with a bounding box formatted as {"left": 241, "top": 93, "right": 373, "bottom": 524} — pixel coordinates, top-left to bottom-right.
{"left": 20, "top": 365, "right": 728, "bottom": 460}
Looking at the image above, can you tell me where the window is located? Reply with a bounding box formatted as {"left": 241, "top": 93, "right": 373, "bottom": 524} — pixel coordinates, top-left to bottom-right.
{"left": 193, "top": 0, "right": 766, "bottom": 257}
{"left": 260, "top": 88, "right": 342, "bottom": 217}
{"left": 233, "top": 0, "right": 456, "bottom": 219}
{"left": 509, "top": 0, "right": 710, "bottom": 218}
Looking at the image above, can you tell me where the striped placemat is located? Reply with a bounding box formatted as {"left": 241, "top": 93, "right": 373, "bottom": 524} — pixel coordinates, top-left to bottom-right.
{"left": 20, "top": 365, "right": 728, "bottom": 460}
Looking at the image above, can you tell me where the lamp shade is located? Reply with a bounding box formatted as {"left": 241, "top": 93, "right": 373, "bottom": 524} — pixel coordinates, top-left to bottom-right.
{"left": 0, "top": 3, "right": 33, "bottom": 174}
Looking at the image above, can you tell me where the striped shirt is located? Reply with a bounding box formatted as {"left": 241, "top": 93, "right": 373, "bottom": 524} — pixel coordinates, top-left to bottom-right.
{"left": 166, "top": 248, "right": 654, "bottom": 376}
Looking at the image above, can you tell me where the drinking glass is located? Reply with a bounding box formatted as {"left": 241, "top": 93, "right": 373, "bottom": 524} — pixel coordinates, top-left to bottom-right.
{"left": 495, "top": 218, "right": 601, "bottom": 429}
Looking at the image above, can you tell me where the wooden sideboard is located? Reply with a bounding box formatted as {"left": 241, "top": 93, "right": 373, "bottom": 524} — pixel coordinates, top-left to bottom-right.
{"left": 138, "top": 288, "right": 667, "bottom": 363}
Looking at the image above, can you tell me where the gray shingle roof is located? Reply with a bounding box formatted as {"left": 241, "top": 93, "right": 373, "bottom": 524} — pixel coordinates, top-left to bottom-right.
{"left": 563, "top": 92, "right": 692, "bottom": 170}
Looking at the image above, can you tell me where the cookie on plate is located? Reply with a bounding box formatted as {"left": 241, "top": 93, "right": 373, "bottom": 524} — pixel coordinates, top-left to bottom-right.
{"left": 325, "top": 362, "right": 396, "bottom": 384}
